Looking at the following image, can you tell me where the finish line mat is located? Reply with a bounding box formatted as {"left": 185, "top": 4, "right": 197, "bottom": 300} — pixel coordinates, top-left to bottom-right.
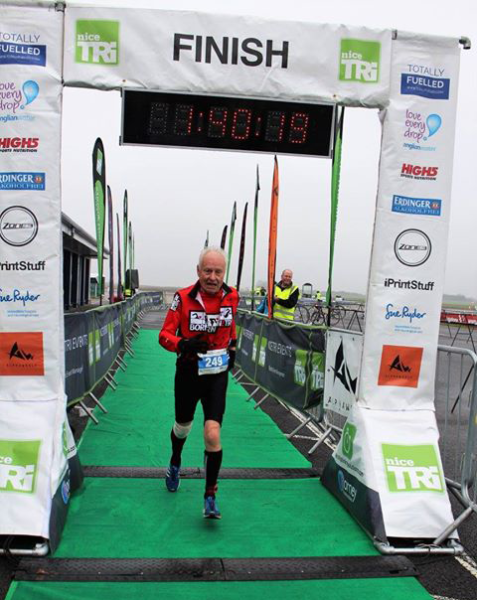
{"left": 77, "top": 330, "right": 310, "bottom": 469}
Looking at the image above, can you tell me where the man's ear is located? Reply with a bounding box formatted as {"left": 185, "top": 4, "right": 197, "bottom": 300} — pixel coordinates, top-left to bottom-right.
{"left": 197, "top": 264, "right": 200, "bottom": 277}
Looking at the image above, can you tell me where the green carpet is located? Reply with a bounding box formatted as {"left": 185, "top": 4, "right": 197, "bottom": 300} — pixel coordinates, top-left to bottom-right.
{"left": 5, "top": 330, "right": 433, "bottom": 600}
{"left": 6, "top": 579, "right": 433, "bottom": 600}
{"left": 53, "top": 478, "right": 375, "bottom": 558}
{"left": 77, "top": 331, "right": 310, "bottom": 468}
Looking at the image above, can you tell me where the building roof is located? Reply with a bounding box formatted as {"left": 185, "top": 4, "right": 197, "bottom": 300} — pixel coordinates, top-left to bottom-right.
{"left": 62, "top": 212, "right": 110, "bottom": 258}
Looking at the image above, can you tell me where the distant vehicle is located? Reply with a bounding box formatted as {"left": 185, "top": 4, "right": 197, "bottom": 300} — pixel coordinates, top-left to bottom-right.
{"left": 335, "top": 295, "right": 344, "bottom": 302}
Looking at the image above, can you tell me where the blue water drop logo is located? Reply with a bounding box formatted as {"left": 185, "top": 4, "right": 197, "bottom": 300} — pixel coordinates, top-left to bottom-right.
{"left": 20, "top": 80, "right": 39, "bottom": 109}
{"left": 424, "top": 113, "right": 442, "bottom": 140}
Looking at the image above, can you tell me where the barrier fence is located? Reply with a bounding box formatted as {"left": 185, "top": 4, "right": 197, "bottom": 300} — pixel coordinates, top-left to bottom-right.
{"left": 64, "top": 292, "right": 163, "bottom": 412}
{"left": 235, "top": 310, "right": 477, "bottom": 550}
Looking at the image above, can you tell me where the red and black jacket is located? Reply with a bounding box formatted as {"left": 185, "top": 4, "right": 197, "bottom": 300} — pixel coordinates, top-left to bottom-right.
{"left": 159, "top": 281, "right": 239, "bottom": 354}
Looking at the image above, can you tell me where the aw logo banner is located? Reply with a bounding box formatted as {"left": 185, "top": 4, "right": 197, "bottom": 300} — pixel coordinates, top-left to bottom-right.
{"left": 382, "top": 443, "right": 444, "bottom": 493}
{"left": 378, "top": 345, "right": 423, "bottom": 388}
{"left": 75, "top": 20, "right": 119, "bottom": 65}
{"left": 0, "top": 332, "right": 44, "bottom": 376}
{"left": 0, "top": 440, "right": 41, "bottom": 494}
{"left": 339, "top": 39, "right": 380, "bottom": 83}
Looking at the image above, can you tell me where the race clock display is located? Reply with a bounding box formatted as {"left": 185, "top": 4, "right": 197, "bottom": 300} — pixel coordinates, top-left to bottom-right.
{"left": 121, "top": 90, "right": 335, "bottom": 157}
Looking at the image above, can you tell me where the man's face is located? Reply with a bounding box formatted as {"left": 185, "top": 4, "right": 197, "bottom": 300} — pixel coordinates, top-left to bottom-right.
{"left": 197, "top": 252, "right": 226, "bottom": 294}
{"left": 281, "top": 270, "right": 293, "bottom": 287}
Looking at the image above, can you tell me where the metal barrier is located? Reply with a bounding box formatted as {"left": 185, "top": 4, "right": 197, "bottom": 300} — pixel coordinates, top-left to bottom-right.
{"left": 235, "top": 341, "right": 477, "bottom": 553}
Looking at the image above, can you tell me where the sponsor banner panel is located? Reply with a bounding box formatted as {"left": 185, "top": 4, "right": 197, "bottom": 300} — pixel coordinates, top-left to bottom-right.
{"left": 324, "top": 330, "right": 362, "bottom": 417}
{"left": 365, "top": 408, "right": 456, "bottom": 538}
{"left": 64, "top": 312, "right": 91, "bottom": 403}
{"left": 64, "top": 7, "right": 392, "bottom": 107}
{"left": 0, "top": 399, "right": 59, "bottom": 538}
{"left": 359, "top": 32, "right": 460, "bottom": 411}
{"left": 236, "top": 311, "right": 262, "bottom": 381}
{"left": 441, "top": 311, "right": 477, "bottom": 325}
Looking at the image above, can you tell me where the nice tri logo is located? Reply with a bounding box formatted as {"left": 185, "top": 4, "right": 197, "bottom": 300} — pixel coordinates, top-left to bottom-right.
{"left": 75, "top": 20, "right": 119, "bottom": 65}
{"left": 382, "top": 443, "right": 444, "bottom": 493}
{"left": 0, "top": 440, "right": 41, "bottom": 493}
{"left": 339, "top": 39, "right": 380, "bottom": 83}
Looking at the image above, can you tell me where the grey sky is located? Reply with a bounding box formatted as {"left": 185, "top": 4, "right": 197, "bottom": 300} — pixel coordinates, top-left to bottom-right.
{"left": 61, "top": 0, "right": 477, "bottom": 296}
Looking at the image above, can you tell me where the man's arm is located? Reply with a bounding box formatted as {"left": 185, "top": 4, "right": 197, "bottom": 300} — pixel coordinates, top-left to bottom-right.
{"left": 274, "top": 287, "right": 299, "bottom": 308}
{"left": 159, "top": 293, "right": 182, "bottom": 352}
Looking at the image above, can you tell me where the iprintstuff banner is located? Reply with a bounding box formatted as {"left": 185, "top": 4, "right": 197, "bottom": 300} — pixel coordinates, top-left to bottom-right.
{"left": 358, "top": 33, "right": 460, "bottom": 411}
{"left": 0, "top": 5, "right": 69, "bottom": 546}
{"left": 64, "top": 7, "right": 392, "bottom": 108}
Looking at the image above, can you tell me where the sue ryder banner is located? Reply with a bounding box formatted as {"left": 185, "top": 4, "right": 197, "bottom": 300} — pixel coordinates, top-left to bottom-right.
{"left": 63, "top": 6, "right": 392, "bottom": 108}
{"left": 0, "top": 5, "right": 70, "bottom": 548}
{"left": 236, "top": 311, "right": 325, "bottom": 411}
{"left": 358, "top": 33, "right": 460, "bottom": 411}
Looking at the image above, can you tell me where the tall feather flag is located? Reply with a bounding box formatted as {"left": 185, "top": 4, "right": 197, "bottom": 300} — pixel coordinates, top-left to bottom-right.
{"left": 123, "top": 190, "right": 128, "bottom": 292}
{"left": 128, "top": 221, "right": 133, "bottom": 280}
{"left": 251, "top": 165, "right": 260, "bottom": 310}
{"left": 107, "top": 185, "right": 114, "bottom": 304}
{"left": 225, "top": 201, "right": 237, "bottom": 283}
{"left": 326, "top": 106, "right": 345, "bottom": 325}
{"left": 267, "top": 157, "right": 279, "bottom": 317}
{"left": 220, "top": 225, "right": 228, "bottom": 250}
{"left": 92, "top": 138, "right": 106, "bottom": 303}
{"left": 236, "top": 202, "right": 248, "bottom": 291}
{"left": 204, "top": 230, "right": 209, "bottom": 248}
{"left": 116, "top": 213, "right": 122, "bottom": 300}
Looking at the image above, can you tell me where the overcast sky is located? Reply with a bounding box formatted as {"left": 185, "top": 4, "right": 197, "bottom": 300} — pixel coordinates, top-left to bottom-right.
{"left": 61, "top": 0, "right": 477, "bottom": 297}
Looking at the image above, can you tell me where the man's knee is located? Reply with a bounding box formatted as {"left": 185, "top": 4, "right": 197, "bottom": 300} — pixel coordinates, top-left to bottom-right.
{"left": 173, "top": 421, "right": 193, "bottom": 439}
{"left": 204, "top": 420, "right": 221, "bottom": 447}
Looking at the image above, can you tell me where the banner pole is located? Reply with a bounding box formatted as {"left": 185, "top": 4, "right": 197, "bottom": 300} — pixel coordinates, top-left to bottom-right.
{"left": 326, "top": 106, "right": 345, "bottom": 327}
{"left": 251, "top": 165, "right": 260, "bottom": 311}
{"left": 236, "top": 202, "right": 248, "bottom": 291}
{"left": 225, "top": 201, "right": 237, "bottom": 283}
{"left": 267, "top": 156, "right": 279, "bottom": 318}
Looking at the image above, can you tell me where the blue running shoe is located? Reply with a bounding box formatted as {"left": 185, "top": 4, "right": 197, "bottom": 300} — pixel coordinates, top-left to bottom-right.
{"left": 203, "top": 495, "right": 221, "bottom": 519}
{"left": 165, "top": 464, "right": 180, "bottom": 492}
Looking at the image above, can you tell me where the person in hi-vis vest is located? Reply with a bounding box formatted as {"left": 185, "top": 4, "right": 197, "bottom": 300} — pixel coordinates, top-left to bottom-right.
{"left": 273, "top": 269, "right": 300, "bottom": 320}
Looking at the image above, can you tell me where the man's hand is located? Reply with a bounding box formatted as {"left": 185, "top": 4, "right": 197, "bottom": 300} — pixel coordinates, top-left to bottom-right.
{"left": 178, "top": 336, "right": 209, "bottom": 356}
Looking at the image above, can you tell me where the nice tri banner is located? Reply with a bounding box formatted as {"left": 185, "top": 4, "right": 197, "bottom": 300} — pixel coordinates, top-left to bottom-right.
{"left": 0, "top": 4, "right": 75, "bottom": 550}
{"left": 323, "top": 33, "right": 461, "bottom": 540}
{"left": 63, "top": 6, "right": 392, "bottom": 107}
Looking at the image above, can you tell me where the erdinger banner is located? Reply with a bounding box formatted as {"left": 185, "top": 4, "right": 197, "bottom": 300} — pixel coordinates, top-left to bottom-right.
{"left": 63, "top": 7, "right": 392, "bottom": 108}
{"left": 0, "top": 5, "right": 76, "bottom": 550}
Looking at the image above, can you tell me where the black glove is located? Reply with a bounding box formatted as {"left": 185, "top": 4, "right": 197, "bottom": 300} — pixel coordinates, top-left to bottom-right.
{"left": 228, "top": 348, "right": 236, "bottom": 371}
{"left": 178, "top": 336, "right": 209, "bottom": 356}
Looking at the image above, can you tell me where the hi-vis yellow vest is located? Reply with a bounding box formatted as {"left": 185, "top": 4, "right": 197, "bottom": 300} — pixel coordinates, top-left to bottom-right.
{"left": 274, "top": 284, "right": 299, "bottom": 320}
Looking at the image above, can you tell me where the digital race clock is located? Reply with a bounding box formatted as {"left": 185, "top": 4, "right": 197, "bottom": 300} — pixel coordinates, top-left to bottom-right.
{"left": 121, "top": 90, "right": 335, "bottom": 157}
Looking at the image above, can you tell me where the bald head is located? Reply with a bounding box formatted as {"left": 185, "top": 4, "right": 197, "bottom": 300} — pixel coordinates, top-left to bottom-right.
{"left": 281, "top": 269, "right": 293, "bottom": 287}
{"left": 197, "top": 246, "right": 226, "bottom": 295}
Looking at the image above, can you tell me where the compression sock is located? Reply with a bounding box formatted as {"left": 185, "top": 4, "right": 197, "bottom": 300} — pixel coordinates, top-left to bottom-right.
{"left": 170, "top": 429, "right": 187, "bottom": 467}
{"left": 204, "top": 449, "right": 223, "bottom": 497}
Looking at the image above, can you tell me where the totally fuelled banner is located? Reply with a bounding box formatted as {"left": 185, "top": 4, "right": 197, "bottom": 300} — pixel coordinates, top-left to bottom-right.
{"left": 0, "top": 5, "right": 78, "bottom": 551}
{"left": 323, "top": 33, "right": 461, "bottom": 540}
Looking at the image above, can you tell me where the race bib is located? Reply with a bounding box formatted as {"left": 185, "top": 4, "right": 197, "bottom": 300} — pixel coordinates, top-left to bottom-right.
{"left": 197, "top": 348, "right": 229, "bottom": 376}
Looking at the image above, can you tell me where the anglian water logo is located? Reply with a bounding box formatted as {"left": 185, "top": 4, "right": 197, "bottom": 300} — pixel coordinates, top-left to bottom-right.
{"left": 382, "top": 443, "right": 444, "bottom": 493}
{"left": 0, "top": 80, "right": 39, "bottom": 123}
{"left": 0, "top": 439, "right": 41, "bottom": 493}
{"left": 75, "top": 20, "right": 119, "bottom": 65}
{"left": 403, "top": 110, "right": 442, "bottom": 152}
{"left": 339, "top": 39, "right": 380, "bottom": 83}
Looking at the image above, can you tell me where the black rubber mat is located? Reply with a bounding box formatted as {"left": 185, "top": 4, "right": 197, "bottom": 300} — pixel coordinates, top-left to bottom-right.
{"left": 82, "top": 466, "right": 320, "bottom": 479}
{"left": 14, "top": 556, "right": 417, "bottom": 582}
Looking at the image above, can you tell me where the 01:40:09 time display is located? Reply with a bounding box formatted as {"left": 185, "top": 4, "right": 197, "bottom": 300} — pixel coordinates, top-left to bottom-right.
{"left": 148, "top": 102, "right": 311, "bottom": 144}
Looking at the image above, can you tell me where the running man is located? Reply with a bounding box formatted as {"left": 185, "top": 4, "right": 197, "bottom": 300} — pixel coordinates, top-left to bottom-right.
{"left": 159, "top": 247, "right": 239, "bottom": 519}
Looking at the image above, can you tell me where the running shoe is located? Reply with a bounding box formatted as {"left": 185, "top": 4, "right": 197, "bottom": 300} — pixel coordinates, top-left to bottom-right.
{"left": 165, "top": 464, "right": 180, "bottom": 492}
{"left": 203, "top": 495, "right": 221, "bottom": 519}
